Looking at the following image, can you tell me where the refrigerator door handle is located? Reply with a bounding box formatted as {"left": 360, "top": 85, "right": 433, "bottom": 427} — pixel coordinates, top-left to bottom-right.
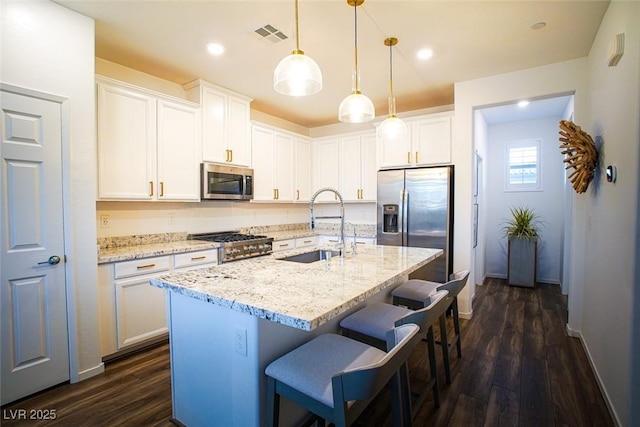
{"left": 401, "top": 189, "right": 409, "bottom": 245}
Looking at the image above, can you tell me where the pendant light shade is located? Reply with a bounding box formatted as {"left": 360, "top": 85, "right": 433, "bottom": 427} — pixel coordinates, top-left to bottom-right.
{"left": 274, "top": 0, "right": 322, "bottom": 96}
{"left": 378, "top": 37, "right": 408, "bottom": 140}
{"left": 339, "top": 0, "right": 375, "bottom": 123}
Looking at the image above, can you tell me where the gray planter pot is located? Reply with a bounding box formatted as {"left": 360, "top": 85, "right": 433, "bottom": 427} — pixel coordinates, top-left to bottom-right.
{"left": 507, "top": 236, "right": 537, "bottom": 287}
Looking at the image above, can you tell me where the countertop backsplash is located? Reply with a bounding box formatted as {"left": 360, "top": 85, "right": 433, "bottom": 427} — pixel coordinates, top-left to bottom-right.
{"left": 98, "top": 232, "right": 189, "bottom": 251}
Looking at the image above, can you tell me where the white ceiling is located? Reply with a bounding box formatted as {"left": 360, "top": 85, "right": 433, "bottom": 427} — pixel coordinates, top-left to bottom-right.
{"left": 479, "top": 94, "right": 573, "bottom": 125}
{"left": 55, "top": 0, "right": 609, "bottom": 128}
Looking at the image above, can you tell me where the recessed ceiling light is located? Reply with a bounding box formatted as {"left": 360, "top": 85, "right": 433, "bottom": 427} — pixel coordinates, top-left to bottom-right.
{"left": 417, "top": 48, "right": 433, "bottom": 61}
{"left": 518, "top": 100, "right": 530, "bottom": 108}
{"left": 207, "top": 42, "right": 225, "bottom": 56}
{"left": 531, "top": 22, "right": 546, "bottom": 30}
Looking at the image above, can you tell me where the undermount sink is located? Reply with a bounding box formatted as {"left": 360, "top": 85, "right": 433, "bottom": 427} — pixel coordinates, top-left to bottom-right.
{"left": 278, "top": 249, "right": 342, "bottom": 264}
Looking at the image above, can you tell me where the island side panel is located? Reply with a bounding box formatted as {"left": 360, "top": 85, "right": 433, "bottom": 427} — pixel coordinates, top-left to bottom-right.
{"left": 169, "top": 291, "right": 262, "bottom": 426}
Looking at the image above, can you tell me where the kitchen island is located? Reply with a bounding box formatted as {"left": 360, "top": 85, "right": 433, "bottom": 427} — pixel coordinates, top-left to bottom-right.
{"left": 151, "top": 244, "right": 442, "bottom": 427}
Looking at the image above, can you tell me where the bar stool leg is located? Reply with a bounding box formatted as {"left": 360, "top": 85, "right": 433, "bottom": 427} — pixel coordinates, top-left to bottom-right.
{"left": 452, "top": 298, "right": 462, "bottom": 358}
{"left": 266, "top": 377, "right": 279, "bottom": 427}
{"left": 439, "top": 313, "right": 452, "bottom": 384}
{"left": 426, "top": 327, "right": 440, "bottom": 408}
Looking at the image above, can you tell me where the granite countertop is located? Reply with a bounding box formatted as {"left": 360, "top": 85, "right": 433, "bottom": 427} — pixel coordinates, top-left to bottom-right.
{"left": 96, "top": 224, "right": 376, "bottom": 264}
{"left": 150, "top": 245, "right": 442, "bottom": 331}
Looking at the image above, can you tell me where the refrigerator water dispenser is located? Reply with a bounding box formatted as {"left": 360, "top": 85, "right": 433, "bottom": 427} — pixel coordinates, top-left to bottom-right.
{"left": 383, "top": 204, "right": 399, "bottom": 233}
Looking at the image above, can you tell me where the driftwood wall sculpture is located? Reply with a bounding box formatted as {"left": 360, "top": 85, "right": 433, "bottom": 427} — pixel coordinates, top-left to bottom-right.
{"left": 558, "top": 120, "right": 598, "bottom": 194}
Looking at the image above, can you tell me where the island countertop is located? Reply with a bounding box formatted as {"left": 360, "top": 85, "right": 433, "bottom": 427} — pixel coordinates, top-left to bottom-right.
{"left": 150, "top": 244, "right": 442, "bottom": 331}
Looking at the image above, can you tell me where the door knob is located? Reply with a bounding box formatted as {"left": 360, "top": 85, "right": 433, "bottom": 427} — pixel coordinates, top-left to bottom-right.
{"left": 38, "top": 255, "right": 61, "bottom": 265}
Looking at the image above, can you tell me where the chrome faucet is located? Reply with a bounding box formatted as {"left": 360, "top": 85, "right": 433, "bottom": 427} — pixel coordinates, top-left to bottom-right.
{"left": 346, "top": 222, "right": 358, "bottom": 254}
{"left": 310, "top": 187, "right": 345, "bottom": 255}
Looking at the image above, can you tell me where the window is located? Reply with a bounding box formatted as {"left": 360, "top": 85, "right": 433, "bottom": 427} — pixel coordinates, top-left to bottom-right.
{"left": 504, "top": 139, "right": 541, "bottom": 191}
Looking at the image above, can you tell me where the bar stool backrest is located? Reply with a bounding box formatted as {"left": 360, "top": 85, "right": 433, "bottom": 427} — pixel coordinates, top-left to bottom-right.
{"left": 332, "top": 323, "right": 420, "bottom": 405}
{"left": 438, "top": 269, "right": 470, "bottom": 299}
{"left": 394, "top": 289, "right": 450, "bottom": 331}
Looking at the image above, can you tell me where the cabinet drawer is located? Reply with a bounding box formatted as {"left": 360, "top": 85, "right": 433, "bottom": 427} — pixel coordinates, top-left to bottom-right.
{"left": 296, "top": 236, "right": 318, "bottom": 248}
{"left": 174, "top": 249, "right": 218, "bottom": 269}
{"left": 272, "top": 239, "right": 295, "bottom": 252}
{"left": 114, "top": 256, "right": 171, "bottom": 279}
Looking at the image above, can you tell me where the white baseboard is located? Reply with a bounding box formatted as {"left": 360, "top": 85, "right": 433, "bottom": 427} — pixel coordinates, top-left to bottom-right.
{"left": 572, "top": 330, "right": 622, "bottom": 427}
{"left": 75, "top": 362, "right": 105, "bottom": 383}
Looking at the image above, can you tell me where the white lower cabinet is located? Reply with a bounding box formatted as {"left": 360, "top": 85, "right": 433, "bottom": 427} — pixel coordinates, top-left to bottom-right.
{"left": 99, "top": 249, "right": 218, "bottom": 357}
{"left": 115, "top": 273, "right": 169, "bottom": 349}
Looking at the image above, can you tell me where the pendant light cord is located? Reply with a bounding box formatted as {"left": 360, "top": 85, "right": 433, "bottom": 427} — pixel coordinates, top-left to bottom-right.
{"left": 389, "top": 41, "right": 394, "bottom": 109}
{"left": 294, "top": 0, "right": 300, "bottom": 52}
{"left": 353, "top": 1, "right": 360, "bottom": 93}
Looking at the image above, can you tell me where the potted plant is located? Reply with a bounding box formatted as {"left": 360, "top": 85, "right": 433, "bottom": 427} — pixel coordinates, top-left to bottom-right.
{"left": 503, "top": 206, "right": 542, "bottom": 287}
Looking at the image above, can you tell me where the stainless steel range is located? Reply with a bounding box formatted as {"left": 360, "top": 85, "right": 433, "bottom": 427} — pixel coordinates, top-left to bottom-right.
{"left": 189, "top": 232, "right": 273, "bottom": 263}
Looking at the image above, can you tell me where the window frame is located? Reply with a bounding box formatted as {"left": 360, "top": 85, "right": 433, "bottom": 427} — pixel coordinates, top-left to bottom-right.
{"left": 504, "top": 138, "right": 542, "bottom": 192}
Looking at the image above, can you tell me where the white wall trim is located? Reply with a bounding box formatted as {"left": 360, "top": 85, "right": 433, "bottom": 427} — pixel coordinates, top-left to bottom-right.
{"left": 77, "top": 363, "right": 105, "bottom": 382}
{"left": 572, "top": 330, "right": 622, "bottom": 427}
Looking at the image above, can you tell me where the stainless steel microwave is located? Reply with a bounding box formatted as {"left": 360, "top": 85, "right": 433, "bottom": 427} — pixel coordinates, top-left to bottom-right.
{"left": 201, "top": 163, "right": 254, "bottom": 201}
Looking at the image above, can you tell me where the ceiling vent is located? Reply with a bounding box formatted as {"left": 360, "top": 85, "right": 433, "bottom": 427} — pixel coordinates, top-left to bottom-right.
{"left": 253, "top": 24, "right": 288, "bottom": 44}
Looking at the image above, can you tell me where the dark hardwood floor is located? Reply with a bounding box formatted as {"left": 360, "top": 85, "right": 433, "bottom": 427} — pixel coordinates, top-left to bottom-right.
{"left": 2, "top": 279, "right": 614, "bottom": 426}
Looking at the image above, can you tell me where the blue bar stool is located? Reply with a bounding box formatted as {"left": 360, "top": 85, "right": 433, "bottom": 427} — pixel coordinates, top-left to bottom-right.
{"left": 339, "top": 290, "right": 450, "bottom": 414}
{"left": 265, "top": 323, "right": 421, "bottom": 427}
{"left": 391, "top": 270, "right": 470, "bottom": 384}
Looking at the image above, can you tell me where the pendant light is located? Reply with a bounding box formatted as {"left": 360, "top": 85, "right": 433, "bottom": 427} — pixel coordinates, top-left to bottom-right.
{"left": 338, "top": 0, "right": 375, "bottom": 123}
{"left": 274, "top": 0, "right": 322, "bottom": 96}
{"left": 378, "top": 37, "right": 408, "bottom": 140}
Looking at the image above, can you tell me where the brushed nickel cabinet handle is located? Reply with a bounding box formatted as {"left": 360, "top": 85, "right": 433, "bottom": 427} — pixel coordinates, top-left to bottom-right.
{"left": 280, "top": 243, "right": 289, "bottom": 247}
{"left": 229, "top": 149, "right": 233, "bottom": 163}
{"left": 160, "top": 181, "right": 164, "bottom": 197}
{"left": 149, "top": 181, "right": 154, "bottom": 197}
{"left": 136, "top": 263, "right": 156, "bottom": 269}
{"left": 296, "top": 190, "right": 300, "bottom": 200}
{"left": 273, "top": 189, "right": 277, "bottom": 200}
{"left": 191, "top": 256, "right": 206, "bottom": 261}
{"left": 415, "top": 151, "right": 419, "bottom": 164}
{"left": 407, "top": 152, "right": 411, "bottom": 164}
{"left": 276, "top": 188, "right": 279, "bottom": 199}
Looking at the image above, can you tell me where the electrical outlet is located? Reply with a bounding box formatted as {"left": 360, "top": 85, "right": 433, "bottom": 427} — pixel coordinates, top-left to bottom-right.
{"left": 235, "top": 327, "right": 247, "bottom": 356}
{"left": 100, "top": 215, "right": 110, "bottom": 228}
{"left": 168, "top": 212, "right": 175, "bottom": 225}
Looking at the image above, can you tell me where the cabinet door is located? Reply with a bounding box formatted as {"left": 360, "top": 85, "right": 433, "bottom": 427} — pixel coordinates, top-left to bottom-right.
{"left": 412, "top": 116, "right": 451, "bottom": 165}
{"left": 227, "top": 96, "right": 251, "bottom": 166}
{"left": 97, "top": 83, "right": 156, "bottom": 200}
{"left": 378, "top": 129, "right": 411, "bottom": 169}
{"left": 201, "top": 86, "right": 227, "bottom": 163}
{"left": 340, "top": 136, "right": 362, "bottom": 202}
{"left": 313, "top": 138, "right": 340, "bottom": 202}
{"left": 273, "top": 132, "right": 294, "bottom": 201}
{"left": 115, "top": 275, "right": 168, "bottom": 349}
{"left": 251, "top": 126, "right": 275, "bottom": 201}
{"left": 360, "top": 133, "right": 378, "bottom": 201}
{"left": 294, "top": 138, "right": 311, "bottom": 202}
{"left": 157, "top": 99, "right": 200, "bottom": 201}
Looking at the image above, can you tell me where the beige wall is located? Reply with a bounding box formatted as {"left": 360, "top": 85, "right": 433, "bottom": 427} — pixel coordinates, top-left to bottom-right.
{"left": 1, "top": 0, "right": 102, "bottom": 381}
{"left": 582, "top": 2, "right": 640, "bottom": 425}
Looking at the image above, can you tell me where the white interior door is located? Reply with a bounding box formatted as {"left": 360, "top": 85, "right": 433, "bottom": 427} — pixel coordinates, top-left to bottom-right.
{"left": 1, "top": 88, "right": 70, "bottom": 405}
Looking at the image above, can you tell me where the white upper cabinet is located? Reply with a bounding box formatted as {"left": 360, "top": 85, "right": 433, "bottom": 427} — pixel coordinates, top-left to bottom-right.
{"left": 97, "top": 78, "right": 200, "bottom": 201}
{"left": 294, "top": 137, "right": 311, "bottom": 202}
{"left": 312, "top": 137, "right": 341, "bottom": 202}
{"left": 251, "top": 124, "right": 295, "bottom": 202}
{"left": 378, "top": 112, "right": 452, "bottom": 168}
{"left": 340, "top": 132, "right": 377, "bottom": 202}
{"left": 184, "top": 79, "right": 252, "bottom": 167}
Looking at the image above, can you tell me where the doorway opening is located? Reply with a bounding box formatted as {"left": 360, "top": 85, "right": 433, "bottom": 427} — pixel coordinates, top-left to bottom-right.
{"left": 472, "top": 94, "right": 574, "bottom": 296}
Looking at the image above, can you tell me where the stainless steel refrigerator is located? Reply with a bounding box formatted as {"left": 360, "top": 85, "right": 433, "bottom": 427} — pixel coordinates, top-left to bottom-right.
{"left": 377, "top": 166, "right": 454, "bottom": 283}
